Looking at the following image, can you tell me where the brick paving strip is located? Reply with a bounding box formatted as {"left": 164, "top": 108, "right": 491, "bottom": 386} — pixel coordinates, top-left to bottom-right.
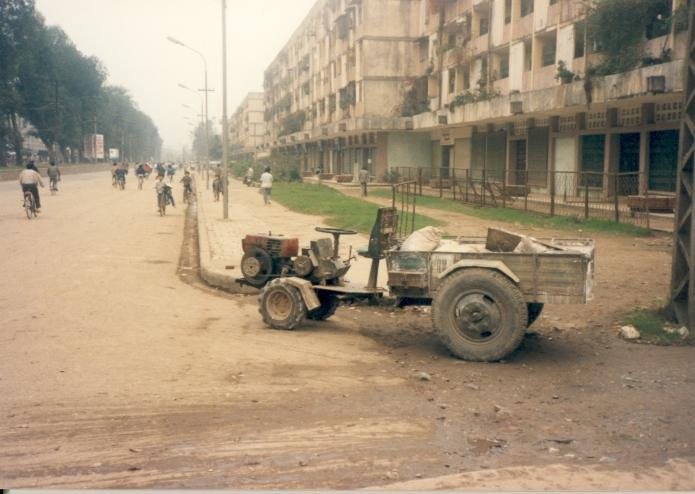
{"left": 194, "top": 175, "right": 388, "bottom": 294}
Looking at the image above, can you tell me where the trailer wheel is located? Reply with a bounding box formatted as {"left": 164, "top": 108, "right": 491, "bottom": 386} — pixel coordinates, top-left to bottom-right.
{"left": 307, "top": 292, "right": 339, "bottom": 321}
{"left": 432, "top": 269, "right": 527, "bottom": 362}
{"left": 527, "top": 303, "right": 544, "bottom": 327}
{"left": 259, "top": 279, "right": 306, "bottom": 330}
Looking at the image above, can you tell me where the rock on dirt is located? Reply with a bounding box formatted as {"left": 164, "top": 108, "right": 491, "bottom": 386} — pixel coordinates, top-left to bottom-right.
{"left": 619, "top": 325, "right": 640, "bottom": 340}
{"left": 417, "top": 371, "right": 432, "bottom": 381}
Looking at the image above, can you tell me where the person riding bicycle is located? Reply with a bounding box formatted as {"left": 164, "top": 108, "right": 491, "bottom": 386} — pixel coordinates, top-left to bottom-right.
{"left": 166, "top": 163, "right": 176, "bottom": 182}
{"left": 180, "top": 171, "right": 193, "bottom": 199}
{"left": 111, "top": 162, "right": 119, "bottom": 186}
{"left": 47, "top": 161, "right": 61, "bottom": 191}
{"left": 114, "top": 163, "right": 128, "bottom": 187}
{"left": 155, "top": 175, "right": 175, "bottom": 209}
{"left": 136, "top": 163, "right": 146, "bottom": 177}
{"left": 19, "top": 161, "right": 44, "bottom": 212}
{"left": 244, "top": 166, "right": 254, "bottom": 186}
{"left": 155, "top": 162, "right": 166, "bottom": 179}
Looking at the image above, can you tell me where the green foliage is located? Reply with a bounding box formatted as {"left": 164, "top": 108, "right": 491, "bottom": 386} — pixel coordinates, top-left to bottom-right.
{"left": 272, "top": 182, "right": 442, "bottom": 234}
{"left": 280, "top": 110, "right": 306, "bottom": 136}
{"left": 0, "top": 0, "right": 160, "bottom": 164}
{"left": 399, "top": 78, "right": 430, "bottom": 117}
{"left": 256, "top": 150, "right": 302, "bottom": 182}
{"left": 555, "top": 61, "right": 578, "bottom": 83}
{"left": 624, "top": 307, "right": 688, "bottom": 345}
{"left": 587, "top": 0, "right": 674, "bottom": 77}
{"left": 449, "top": 79, "right": 501, "bottom": 109}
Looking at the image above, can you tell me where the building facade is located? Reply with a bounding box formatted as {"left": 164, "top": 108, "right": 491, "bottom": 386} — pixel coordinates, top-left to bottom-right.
{"left": 230, "top": 92, "right": 266, "bottom": 161}
{"left": 262, "top": 0, "right": 686, "bottom": 196}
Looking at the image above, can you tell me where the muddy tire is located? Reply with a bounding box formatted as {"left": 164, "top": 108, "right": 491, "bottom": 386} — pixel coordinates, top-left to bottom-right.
{"left": 308, "top": 292, "right": 339, "bottom": 321}
{"left": 432, "top": 269, "right": 527, "bottom": 362}
{"left": 527, "top": 303, "right": 544, "bottom": 327}
{"left": 259, "top": 279, "right": 306, "bottom": 330}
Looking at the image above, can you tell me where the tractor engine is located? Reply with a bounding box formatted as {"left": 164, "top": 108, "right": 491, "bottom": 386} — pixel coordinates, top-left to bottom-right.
{"left": 240, "top": 234, "right": 310, "bottom": 287}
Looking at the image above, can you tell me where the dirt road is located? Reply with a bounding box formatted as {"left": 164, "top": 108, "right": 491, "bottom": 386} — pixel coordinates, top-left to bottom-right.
{"left": 1, "top": 172, "right": 693, "bottom": 489}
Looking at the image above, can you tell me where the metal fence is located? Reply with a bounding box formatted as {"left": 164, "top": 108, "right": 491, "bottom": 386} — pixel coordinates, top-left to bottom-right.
{"left": 385, "top": 166, "right": 676, "bottom": 231}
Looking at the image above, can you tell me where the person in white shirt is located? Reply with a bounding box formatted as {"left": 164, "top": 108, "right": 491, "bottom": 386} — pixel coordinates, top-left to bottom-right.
{"left": 259, "top": 166, "right": 273, "bottom": 205}
{"left": 18, "top": 162, "right": 44, "bottom": 211}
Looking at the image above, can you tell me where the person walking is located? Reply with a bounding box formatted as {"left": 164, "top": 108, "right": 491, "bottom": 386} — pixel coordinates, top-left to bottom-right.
{"left": 359, "top": 166, "right": 369, "bottom": 197}
{"left": 19, "top": 162, "right": 44, "bottom": 211}
{"left": 46, "top": 161, "right": 61, "bottom": 192}
{"left": 260, "top": 166, "right": 273, "bottom": 205}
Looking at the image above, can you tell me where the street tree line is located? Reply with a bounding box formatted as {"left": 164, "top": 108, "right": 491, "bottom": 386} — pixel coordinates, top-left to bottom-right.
{"left": 0, "top": 0, "right": 161, "bottom": 166}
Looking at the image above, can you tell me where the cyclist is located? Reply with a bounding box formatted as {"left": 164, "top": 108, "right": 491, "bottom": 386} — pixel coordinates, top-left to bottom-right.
{"left": 166, "top": 163, "right": 176, "bottom": 183}
{"left": 111, "top": 162, "right": 118, "bottom": 187}
{"left": 47, "top": 161, "right": 61, "bottom": 192}
{"left": 180, "top": 170, "right": 193, "bottom": 202}
{"left": 19, "top": 162, "right": 44, "bottom": 212}
{"left": 155, "top": 162, "right": 166, "bottom": 179}
{"left": 135, "top": 163, "right": 147, "bottom": 189}
{"left": 115, "top": 163, "right": 128, "bottom": 188}
{"left": 244, "top": 166, "right": 254, "bottom": 186}
{"left": 154, "top": 175, "right": 175, "bottom": 210}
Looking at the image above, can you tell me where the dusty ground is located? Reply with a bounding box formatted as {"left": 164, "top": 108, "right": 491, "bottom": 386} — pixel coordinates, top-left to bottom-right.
{"left": 0, "top": 172, "right": 693, "bottom": 489}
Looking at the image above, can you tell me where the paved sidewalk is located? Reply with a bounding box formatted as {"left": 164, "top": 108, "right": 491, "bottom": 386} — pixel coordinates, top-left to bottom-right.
{"left": 195, "top": 176, "right": 387, "bottom": 294}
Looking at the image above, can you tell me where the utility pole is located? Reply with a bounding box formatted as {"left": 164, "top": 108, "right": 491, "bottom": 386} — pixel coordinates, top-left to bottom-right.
{"left": 221, "top": 0, "right": 230, "bottom": 219}
{"left": 671, "top": 2, "right": 695, "bottom": 333}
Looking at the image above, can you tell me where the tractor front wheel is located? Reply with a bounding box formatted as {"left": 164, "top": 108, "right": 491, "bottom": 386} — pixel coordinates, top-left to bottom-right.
{"left": 259, "top": 279, "right": 307, "bottom": 330}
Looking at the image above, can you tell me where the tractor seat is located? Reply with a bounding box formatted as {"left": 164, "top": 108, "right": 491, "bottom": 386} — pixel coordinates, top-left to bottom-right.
{"left": 310, "top": 237, "right": 333, "bottom": 261}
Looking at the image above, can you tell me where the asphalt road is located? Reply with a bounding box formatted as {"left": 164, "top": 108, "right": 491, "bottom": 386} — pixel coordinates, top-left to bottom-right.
{"left": 1, "top": 171, "right": 693, "bottom": 489}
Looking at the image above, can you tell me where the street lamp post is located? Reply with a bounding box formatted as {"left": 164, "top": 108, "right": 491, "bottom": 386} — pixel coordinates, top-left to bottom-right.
{"left": 167, "top": 35, "right": 211, "bottom": 189}
{"left": 221, "top": 0, "right": 230, "bottom": 219}
{"left": 178, "top": 83, "right": 206, "bottom": 180}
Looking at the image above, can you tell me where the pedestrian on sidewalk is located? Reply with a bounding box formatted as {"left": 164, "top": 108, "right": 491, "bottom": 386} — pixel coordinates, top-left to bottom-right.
{"left": 260, "top": 166, "right": 273, "bottom": 205}
{"left": 359, "top": 166, "right": 369, "bottom": 197}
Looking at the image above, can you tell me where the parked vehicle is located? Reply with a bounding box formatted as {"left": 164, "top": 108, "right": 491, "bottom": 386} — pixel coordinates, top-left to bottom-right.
{"left": 239, "top": 185, "right": 595, "bottom": 362}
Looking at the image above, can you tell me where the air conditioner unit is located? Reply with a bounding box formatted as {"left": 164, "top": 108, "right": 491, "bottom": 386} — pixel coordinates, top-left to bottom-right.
{"left": 438, "top": 115, "right": 448, "bottom": 125}
{"left": 510, "top": 101, "right": 523, "bottom": 115}
{"left": 405, "top": 119, "right": 414, "bottom": 130}
{"left": 647, "top": 75, "right": 666, "bottom": 94}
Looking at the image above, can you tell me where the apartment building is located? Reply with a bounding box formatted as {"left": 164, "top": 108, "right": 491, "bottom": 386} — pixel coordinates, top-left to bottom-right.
{"left": 263, "top": 0, "right": 686, "bottom": 196}
{"left": 230, "top": 92, "right": 266, "bottom": 160}
{"left": 261, "top": 0, "right": 425, "bottom": 179}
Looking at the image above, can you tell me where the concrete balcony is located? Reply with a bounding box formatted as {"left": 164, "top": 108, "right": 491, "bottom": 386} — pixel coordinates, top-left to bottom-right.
{"left": 411, "top": 60, "right": 683, "bottom": 130}
{"left": 512, "top": 15, "right": 533, "bottom": 41}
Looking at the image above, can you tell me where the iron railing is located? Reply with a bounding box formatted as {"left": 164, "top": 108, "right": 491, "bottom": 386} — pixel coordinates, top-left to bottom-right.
{"left": 383, "top": 166, "right": 676, "bottom": 231}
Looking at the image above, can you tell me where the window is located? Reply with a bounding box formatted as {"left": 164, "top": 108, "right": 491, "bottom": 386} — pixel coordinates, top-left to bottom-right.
{"left": 447, "top": 33, "right": 456, "bottom": 49}
{"left": 645, "top": 0, "right": 672, "bottom": 40}
{"left": 499, "top": 53, "right": 509, "bottom": 79}
{"left": 448, "top": 68, "right": 456, "bottom": 94}
{"left": 521, "top": 0, "right": 534, "bottom": 17}
{"left": 481, "top": 56, "right": 488, "bottom": 81}
{"left": 463, "top": 66, "right": 470, "bottom": 89}
{"left": 549, "top": 0, "right": 558, "bottom": 4}
{"left": 541, "top": 38, "right": 556, "bottom": 67}
{"left": 574, "top": 22, "right": 585, "bottom": 58}
{"left": 505, "top": 0, "right": 512, "bottom": 23}
{"left": 479, "top": 16, "right": 489, "bottom": 36}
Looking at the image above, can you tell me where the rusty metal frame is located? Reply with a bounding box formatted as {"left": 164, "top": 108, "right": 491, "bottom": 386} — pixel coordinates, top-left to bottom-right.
{"left": 391, "top": 180, "right": 418, "bottom": 240}
{"left": 671, "top": 4, "right": 695, "bottom": 331}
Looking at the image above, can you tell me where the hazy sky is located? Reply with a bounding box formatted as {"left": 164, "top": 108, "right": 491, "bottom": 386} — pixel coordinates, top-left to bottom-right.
{"left": 35, "top": 0, "right": 316, "bottom": 155}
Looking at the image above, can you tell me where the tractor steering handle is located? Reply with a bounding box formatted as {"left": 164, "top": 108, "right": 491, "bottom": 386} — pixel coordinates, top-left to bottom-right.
{"left": 315, "top": 227, "right": 357, "bottom": 236}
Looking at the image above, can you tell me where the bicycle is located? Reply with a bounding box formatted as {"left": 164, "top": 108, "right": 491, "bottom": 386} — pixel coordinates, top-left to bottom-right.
{"left": 157, "top": 192, "right": 167, "bottom": 216}
{"left": 183, "top": 186, "right": 192, "bottom": 204}
{"left": 23, "top": 191, "right": 37, "bottom": 219}
{"left": 137, "top": 175, "right": 145, "bottom": 190}
{"left": 49, "top": 177, "right": 59, "bottom": 195}
{"left": 117, "top": 175, "right": 126, "bottom": 190}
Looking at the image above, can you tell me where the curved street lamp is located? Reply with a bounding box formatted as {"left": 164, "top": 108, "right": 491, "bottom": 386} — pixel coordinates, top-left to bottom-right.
{"left": 167, "top": 36, "right": 211, "bottom": 188}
